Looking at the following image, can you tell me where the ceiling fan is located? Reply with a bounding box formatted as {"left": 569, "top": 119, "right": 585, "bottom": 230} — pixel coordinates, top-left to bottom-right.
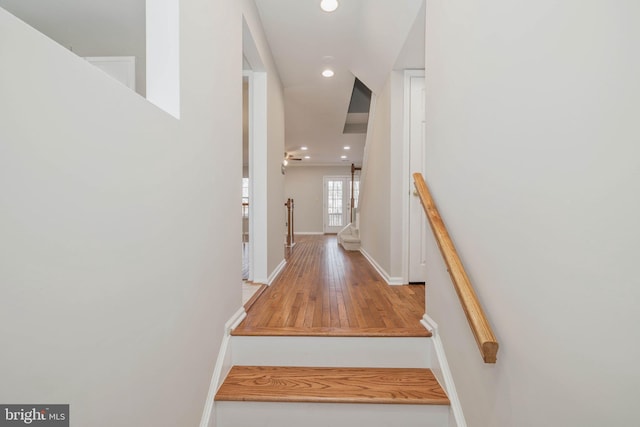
{"left": 281, "top": 152, "right": 302, "bottom": 174}
{"left": 284, "top": 152, "right": 303, "bottom": 162}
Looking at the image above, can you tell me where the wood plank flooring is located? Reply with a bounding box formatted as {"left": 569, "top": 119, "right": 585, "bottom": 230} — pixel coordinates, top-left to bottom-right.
{"left": 233, "top": 235, "right": 428, "bottom": 337}
{"left": 215, "top": 366, "right": 449, "bottom": 405}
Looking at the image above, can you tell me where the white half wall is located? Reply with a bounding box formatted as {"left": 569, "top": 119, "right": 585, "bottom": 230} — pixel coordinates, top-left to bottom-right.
{"left": 284, "top": 165, "right": 351, "bottom": 233}
{"left": 425, "top": 1, "right": 640, "bottom": 426}
{"left": 0, "top": 0, "right": 148, "bottom": 96}
{"left": 0, "top": 1, "right": 242, "bottom": 425}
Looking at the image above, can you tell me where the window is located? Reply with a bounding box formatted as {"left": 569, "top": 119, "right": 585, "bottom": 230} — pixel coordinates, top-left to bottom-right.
{"left": 242, "top": 178, "right": 249, "bottom": 218}
{"left": 327, "top": 179, "right": 344, "bottom": 227}
{"left": 351, "top": 178, "right": 360, "bottom": 209}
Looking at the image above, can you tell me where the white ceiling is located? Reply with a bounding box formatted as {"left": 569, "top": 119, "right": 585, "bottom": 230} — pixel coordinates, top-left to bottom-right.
{"left": 254, "top": 0, "right": 425, "bottom": 166}
{"left": 1, "top": 0, "right": 424, "bottom": 166}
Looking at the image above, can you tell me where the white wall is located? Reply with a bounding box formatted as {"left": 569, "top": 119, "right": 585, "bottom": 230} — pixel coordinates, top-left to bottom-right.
{"left": 359, "top": 78, "right": 392, "bottom": 273}
{"left": 0, "top": 0, "right": 147, "bottom": 96}
{"left": 359, "top": 73, "right": 405, "bottom": 280}
{"left": 0, "top": 1, "right": 242, "bottom": 425}
{"left": 388, "top": 71, "right": 406, "bottom": 277}
{"left": 284, "top": 165, "right": 351, "bottom": 233}
{"left": 425, "top": 1, "right": 640, "bottom": 426}
{"left": 266, "top": 79, "right": 286, "bottom": 273}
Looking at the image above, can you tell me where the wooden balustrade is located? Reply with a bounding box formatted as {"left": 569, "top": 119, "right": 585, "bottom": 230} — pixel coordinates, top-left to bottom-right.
{"left": 285, "top": 198, "right": 295, "bottom": 247}
{"left": 350, "top": 163, "right": 361, "bottom": 223}
{"left": 413, "top": 173, "right": 499, "bottom": 363}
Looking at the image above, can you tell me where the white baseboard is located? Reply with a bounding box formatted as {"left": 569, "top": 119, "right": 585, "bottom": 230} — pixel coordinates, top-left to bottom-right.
{"left": 421, "top": 314, "right": 467, "bottom": 427}
{"left": 359, "top": 248, "right": 405, "bottom": 285}
{"left": 295, "top": 231, "right": 324, "bottom": 235}
{"left": 199, "top": 307, "right": 247, "bottom": 427}
{"left": 267, "top": 259, "right": 287, "bottom": 285}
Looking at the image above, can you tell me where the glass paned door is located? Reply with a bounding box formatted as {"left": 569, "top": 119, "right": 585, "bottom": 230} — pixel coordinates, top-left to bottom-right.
{"left": 324, "top": 176, "right": 352, "bottom": 233}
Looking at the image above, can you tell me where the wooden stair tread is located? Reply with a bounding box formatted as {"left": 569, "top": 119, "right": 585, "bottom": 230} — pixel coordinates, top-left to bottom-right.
{"left": 215, "top": 366, "right": 449, "bottom": 405}
{"left": 231, "top": 326, "right": 431, "bottom": 337}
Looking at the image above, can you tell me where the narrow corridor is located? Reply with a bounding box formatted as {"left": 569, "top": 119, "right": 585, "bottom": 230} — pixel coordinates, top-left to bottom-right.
{"left": 233, "top": 235, "right": 428, "bottom": 337}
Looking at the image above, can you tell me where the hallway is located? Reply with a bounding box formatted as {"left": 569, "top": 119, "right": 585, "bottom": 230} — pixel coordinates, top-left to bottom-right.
{"left": 233, "top": 235, "right": 428, "bottom": 337}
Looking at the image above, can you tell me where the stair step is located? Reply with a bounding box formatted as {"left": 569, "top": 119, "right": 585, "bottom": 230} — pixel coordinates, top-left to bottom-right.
{"left": 231, "top": 326, "right": 431, "bottom": 337}
{"left": 230, "top": 336, "right": 433, "bottom": 368}
{"left": 215, "top": 366, "right": 449, "bottom": 405}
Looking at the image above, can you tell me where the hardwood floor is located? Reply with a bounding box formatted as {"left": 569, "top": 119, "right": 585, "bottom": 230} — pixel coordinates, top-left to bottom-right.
{"left": 233, "top": 235, "right": 428, "bottom": 337}
{"left": 215, "top": 366, "right": 449, "bottom": 405}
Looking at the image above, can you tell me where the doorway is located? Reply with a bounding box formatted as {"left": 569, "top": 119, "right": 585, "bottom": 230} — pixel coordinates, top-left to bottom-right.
{"left": 323, "top": 176, "right": 357, "bottom": 234}
{"left": 241, "top": 14, "right": 271, "bottom": 302}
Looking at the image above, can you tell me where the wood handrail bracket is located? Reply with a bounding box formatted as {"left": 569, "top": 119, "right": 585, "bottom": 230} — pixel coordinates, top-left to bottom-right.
{"left": 413, "top": 173, "right": 499, "bottom": 363}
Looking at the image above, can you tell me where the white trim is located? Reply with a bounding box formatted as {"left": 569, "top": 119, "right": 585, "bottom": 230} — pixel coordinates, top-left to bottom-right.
{"left": 421, "top": 314, "right": 467, "bottom": 427}
{"left": 244, "top": 70, "right": 254, "bottom": 282}
{"left": 294, "top": 231, "right": 324, "bottom": 235}
{"left": 267, "top": 259, "right": 287, "bottom": 285}
{"left": 287, "top": 162, "right": 362, "bottom": 168}
{"left": 227, "top": 307, "right": 248, "bottom": 333}
{"left": 199, "top": 307, "right": 247, "bottom": 427}
{"left": 360, "top": 248, "right": 404, "bottom": 286}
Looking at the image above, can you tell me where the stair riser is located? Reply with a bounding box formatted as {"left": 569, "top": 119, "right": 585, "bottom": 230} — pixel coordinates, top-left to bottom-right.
{"left": 231, "top": 336, "right": 433, "bottom": 368}
{"left": 216, "top": 401, "right": 449, "bottom": 427}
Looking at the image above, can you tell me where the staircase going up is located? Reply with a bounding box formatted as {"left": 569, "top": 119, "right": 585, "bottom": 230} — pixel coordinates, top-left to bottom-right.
{"left": 338, "top": 222, "right": 361, "bottom": 251}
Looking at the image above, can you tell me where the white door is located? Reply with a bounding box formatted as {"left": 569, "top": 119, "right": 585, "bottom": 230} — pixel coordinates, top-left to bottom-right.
{"left": 323, "top": 176, "right": 351, "bottom": 234}
{"left": 409, "top": 75, "right": 427, "bottom": 283}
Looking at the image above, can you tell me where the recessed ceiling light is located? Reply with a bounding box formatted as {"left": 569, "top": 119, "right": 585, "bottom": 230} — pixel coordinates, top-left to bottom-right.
{"left": 340, "top": 155, "right": 347, "bottom": 159}
{"left": 320, "top": 0, "right": 339, "bottom": 12}
{"left": 301, "top": 146, "right": 308, "bottom": 150}
{"left": 343, "top": 146, "right": 350, "bottom": 150}
{"left": 304, "top": 156, "right": 311, "bottom": 159}
{"left": 322, "top": 69, "right": 335, "bottom": 78}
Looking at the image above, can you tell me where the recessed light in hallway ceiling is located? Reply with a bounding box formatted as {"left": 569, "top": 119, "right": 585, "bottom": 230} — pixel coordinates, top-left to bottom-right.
{"left": 322, "top": 69, "right": 335, "bottom": 78}
{"left": 254, "top": 0, "right": 424, "bottom": 164}
{"left": 320, "top": 0, "right": 339, "bottom": 13}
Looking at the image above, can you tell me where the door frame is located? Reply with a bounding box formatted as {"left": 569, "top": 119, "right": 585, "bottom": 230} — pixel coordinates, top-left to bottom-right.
{"left": 402, "top": 70, "right": 426, "bottom": 283}
{"left": 323, "top": 175, "right": 351, "bottom": 234}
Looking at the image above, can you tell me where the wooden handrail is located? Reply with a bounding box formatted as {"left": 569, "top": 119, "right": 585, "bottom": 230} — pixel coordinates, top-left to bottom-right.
{"left": 413, "top": 173, "right": 499, "bottom": 363}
